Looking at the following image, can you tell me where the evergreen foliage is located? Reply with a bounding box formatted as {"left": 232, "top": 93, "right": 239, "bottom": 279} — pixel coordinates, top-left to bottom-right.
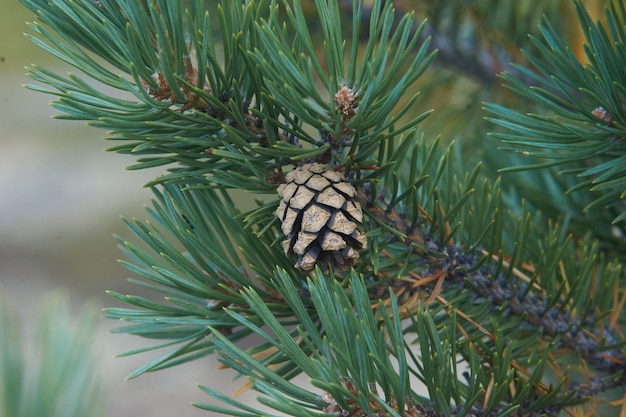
{"left": 20, "top": 0, "right": 626, "bottom": 415}
{"left": 485, "top": 1, "right": 626, "bottom": 254}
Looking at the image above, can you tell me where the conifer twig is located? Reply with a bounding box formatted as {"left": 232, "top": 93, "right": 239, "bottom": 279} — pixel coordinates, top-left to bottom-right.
{"left": 19, "top": 0, "right": 626, "bottom": 414}
{"left": 359, "top": 190, "right": 626, "bottom": 402}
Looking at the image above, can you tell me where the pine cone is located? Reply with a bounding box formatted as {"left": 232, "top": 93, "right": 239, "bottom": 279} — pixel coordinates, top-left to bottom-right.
{"left": 276, "top": 163, "right": 367, "bottom": 271}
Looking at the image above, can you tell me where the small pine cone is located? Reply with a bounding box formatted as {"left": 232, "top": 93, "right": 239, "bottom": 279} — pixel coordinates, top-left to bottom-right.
{"left": 276, "top": 163, "right": 367, "bottom": 271}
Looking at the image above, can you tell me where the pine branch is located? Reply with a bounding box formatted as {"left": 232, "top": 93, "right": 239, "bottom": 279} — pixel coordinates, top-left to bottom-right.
{"left": 195, "top": 273, "right": 456, "bottom": 417}
{"left": 105, "top": 133, "right": 623, "bottom": 414}
{"left": 360, "top": 183, "right": 626, "bottom": 403}
{"left": 22, "top": 0, "right": 434, "bottom": 189}
{"left": 21, "top": 0, "right": 626, "bottom": 415}
{"left": 485, "top": 0, "right": 626, "bottom": 227}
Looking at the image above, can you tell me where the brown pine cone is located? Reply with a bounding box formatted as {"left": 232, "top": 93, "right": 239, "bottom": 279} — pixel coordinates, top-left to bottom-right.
{"left": 276, "top": 163, "right": 367, "bottom": 271}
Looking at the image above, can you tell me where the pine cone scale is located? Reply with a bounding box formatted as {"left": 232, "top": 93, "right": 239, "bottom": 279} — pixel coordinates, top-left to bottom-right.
{"left": 316, "top": 187, "right": 346, "bottom": 209}
{"left": 301, "top": 205, "right": 332, "bottom": 233}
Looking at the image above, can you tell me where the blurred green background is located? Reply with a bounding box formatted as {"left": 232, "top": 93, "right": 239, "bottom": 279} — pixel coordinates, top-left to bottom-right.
{"left": 0, "top": 3, "right": 260, "bottom": 416}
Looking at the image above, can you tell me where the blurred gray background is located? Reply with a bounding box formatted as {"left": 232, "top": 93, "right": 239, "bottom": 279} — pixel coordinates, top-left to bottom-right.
{"left": 1, "top": 3, "right": 268, "bottom": 416}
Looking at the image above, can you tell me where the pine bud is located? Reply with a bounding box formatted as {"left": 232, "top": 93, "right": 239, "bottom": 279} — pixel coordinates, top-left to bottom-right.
{"left": 335, "top": 85, "right": 358, "bottom": 120}
{"left": 591, "top": 106, "right": 615, "bottom": 126}
{"left": 276, "top": 163, "right": 367, "bottom": 271}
